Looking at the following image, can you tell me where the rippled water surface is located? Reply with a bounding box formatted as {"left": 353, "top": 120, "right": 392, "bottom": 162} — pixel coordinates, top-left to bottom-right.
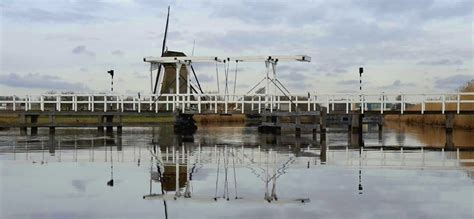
{"left": 1, "top": 122, "right": 473, "bottom": 219}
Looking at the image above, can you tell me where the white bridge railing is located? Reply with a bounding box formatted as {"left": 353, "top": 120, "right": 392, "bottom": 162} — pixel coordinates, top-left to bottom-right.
{"left": 0, "top": 93, "right": 473, "bottom": 114}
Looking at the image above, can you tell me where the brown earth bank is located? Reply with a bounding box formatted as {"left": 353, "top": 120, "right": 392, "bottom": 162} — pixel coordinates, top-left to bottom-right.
{"left": 193, "top": 114, "right": 246, "bottom": 123}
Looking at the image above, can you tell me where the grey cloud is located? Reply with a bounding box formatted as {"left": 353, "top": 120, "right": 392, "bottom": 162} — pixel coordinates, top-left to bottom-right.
{"left": 71, "top": 180, "right": 86, "bottom": 193}
{"left": 279, "top": 72, "right": 308, "bottom": 82}
{"left": 111, "top": 50, "right": 124, "bottom": 56}
{"left": 359, "top": 0, "right": 434, "bottom": 15}
{"left": 417, "top": 59, "right": 463, "bottom": 66}
{"left": 196, "top": 74, "right": 214, "bottom": 83}
{"left": 434, "top": 74, "right": 473, "bottom": 91}
{"left": 72, "top": 46, "right": 95, "bottom": 56}
{"left": 337, "top": 80, "right": 360, "bottom": 85}
{"left": 211, "top": 1, "right": 287, "bottom": 25}
{"left": 3, "top": 8, "right": 100, "bottom": 23}
{"left": 360, "top": 0, "right": 472, "bottom": 20}
{"left": 0, "top": 73, "right": 89, "bottom": 91}
{"left": 132, "top": 72, "right": 148, "bottom": 79}
{"left": 380, "top": 80, "right": 416, "bottom": 90}
{"left": 44, "top": 34, "right": 100, "bottom": 41}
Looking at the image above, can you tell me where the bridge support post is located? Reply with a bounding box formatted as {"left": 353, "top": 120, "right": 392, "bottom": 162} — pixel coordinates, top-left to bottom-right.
{"left": 49, "top": 127, "right": 55, "bottom": 135}
{"left": 97, "top": 116, "right": 104, "bottom": 135}
{"left": 320, "top": 134, "right": 327, "bottom": 164}
{"left": 445, "top": 113, "right": 455, "bottom": 149}
{"left": 350, "top": 113, "right": 364, "bottom": 147}
{"left": 174, "top": 113, "right": 197, "bottom": 135}
{"left": 49, "top": 115, "right": 55, "bottom": 135}
{"left": 319, "top": 109, "right": 327, "bottom": 142}
{"left": 295, "top": 115, "right": 301, "bottom": 137}
{"left": 30, "top": 115, "right": 38, "bottom": 135}
{"left": 19, "top": 114, "right": 27, "bottom": 135}
{"left": 378, "top": 115, "right": 384, "bottom": 132}
{"left": 105, "top": 115, "right": 114, "bottom": 134}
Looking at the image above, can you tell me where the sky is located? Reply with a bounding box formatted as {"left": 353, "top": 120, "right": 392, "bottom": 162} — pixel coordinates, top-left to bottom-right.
{"left": 0, "top": 0, "right": 472, "bottom": 96}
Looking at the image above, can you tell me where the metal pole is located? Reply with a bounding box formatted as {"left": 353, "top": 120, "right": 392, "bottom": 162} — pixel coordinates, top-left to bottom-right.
{"left": 359, "top": 67, "right": 363, "bottom": 111}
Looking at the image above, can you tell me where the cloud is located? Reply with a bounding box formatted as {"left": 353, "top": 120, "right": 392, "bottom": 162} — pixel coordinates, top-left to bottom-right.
{"left": 211, "top": 1, "right": 287, "bottom": 25}
{"left": 196, "top": 74, "right": 214, "bottom": 83}
{"left": 434, "top": 74, "right": 473, "bottom": 91}
{"left": 44, "top": 34, "right": 100, "bottom": 41}
{"left": 0, "top": 73, "right": 89, "bottom": 91}
{"left": 72, "top": 45, "right": 95, "bottom": 56}
{"left": 337, "top": 80, "right": 360, "bottom": 85}
{"left": 111, "top": 50, "right": 124, "bottom": 56}
{"left": 417, "top": 59, "right": 463, "bottom": 65}
{"left": 379, "top": 80, "right": 416, "bottom": 90}
{"left": 3, "top": 8, "right": 100, "bottom": 23}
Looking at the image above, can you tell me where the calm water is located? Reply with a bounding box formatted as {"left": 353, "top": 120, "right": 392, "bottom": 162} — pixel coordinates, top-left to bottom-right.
{"left": 1, "top": 122, "right": 473, "bottom": 219}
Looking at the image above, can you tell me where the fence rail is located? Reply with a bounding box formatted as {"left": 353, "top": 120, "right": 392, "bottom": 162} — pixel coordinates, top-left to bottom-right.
{"left": 0, "top": 92, "right": 473, "bottom": 115}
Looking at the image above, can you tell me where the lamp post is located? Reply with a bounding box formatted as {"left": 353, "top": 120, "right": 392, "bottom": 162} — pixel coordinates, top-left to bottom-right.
{"left": 107, "top": 70, "right": 114, "bottom": 92}
{"left": 359, "top": 67, "right": 363, "bottom": 111}
{"left": 107, "top": 70, "right": 114, "bottom": 111}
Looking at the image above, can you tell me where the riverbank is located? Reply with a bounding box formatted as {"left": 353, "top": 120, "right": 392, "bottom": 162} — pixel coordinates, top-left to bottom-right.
{"left": 0, "top": 113, "right": 247, "bottom": 126}
{"left": 385, "top": 81, "right": 474, "bottom": 129}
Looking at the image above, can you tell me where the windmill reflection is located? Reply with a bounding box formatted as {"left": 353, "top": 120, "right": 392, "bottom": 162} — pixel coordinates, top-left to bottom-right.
{"left": 142, "top": 135, "right": 320, "bottom": 204}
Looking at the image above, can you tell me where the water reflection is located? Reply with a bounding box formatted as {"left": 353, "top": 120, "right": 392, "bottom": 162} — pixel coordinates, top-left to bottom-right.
{"left": 0, "top": 124, "right": 474, "bottom": 218}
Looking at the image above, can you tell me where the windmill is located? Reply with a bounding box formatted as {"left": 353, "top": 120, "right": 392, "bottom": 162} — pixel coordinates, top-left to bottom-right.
{"left": 150, "top": 6, "right": 204, "bottom": 96}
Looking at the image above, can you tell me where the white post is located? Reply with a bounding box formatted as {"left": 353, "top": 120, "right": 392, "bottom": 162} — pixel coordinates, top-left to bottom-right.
{"left": 116, "top": 95, "right": 120, "bottom": 110}
{"left": 175, "top": 152, "right": 181, "bottom": 198}
{"left": 258, "top": 96, "right": 261, "bottom": 114}
{"left": 241, "top": 96, "right": 245, "bottom": 114}
{"left": 138, "top": 98, "right": 141, "bottom": 113}
{"left": 296, "top": 96, "right": 299, "bottom": 110}
{"left": 307, "top": 96, "right": 310, "bottom": 112}
{"left": 288, "top": 96, "right": 292, "bottom": 112}
{"left": 40, "top": 95, "right": 44, "bottom": 111}
{"left": 104, "top": 95, "right": 107, "bottom": 112}
{"left": 25, "top": 95, "right": 28, "bottom": 111}
{"left": 251, "top": 96, "right": 254, "bottom": 111}
{"left": 57, "top": 96, "right": 61, "bottom": 112}
{"left": 225, "top": 94, "right": 228, "bottom": 114}
{"left": 346, "top": 96, "right": 349, "bottom": 114}
{"left": 442, "top": 95, "right": 445, "bottom": 114}
{"left": 155, "top": 97, "right": 158, "bottom": 113}
{"left": 421, "top": 95, "right": 425, "bottom": 114}
{"left": 87, "top": 96, "right": 91, "bottom": 111}
{"left": 380, "top": 94, "right": 383, "bottom": 114}
{"left": 326, "top": 95, "right": 329, "bottom": 113}
{"left": 185, "top": 63, "right": 192, "bottom": 108}
{"left": 265, "top": 61, "right": 270, "bottom": 108}
{"left": 198, "top": 94, "right": 202, "bottom": 113}
{"left": 400, "top": 94, "right": 404, "bottom": 114}
{"left": 91, "top": 96, "right": 95, "bottom": 112}
{"left": 457, "top": 93, "right": 460, "bottom": 114}
{"left": 166, "top": 96, "right": 169, "bottom": 111}
{"left": 176, "top": 63, "right": 182, "bottom": 95}
{"left": 121, "top": 96, "right": 124, "bottom": 112}
{"left": 13, "top": 95, "right": 16, "bottom": 111}
{"left": 215, "top": 95, "right": 218, "bottom": 114}
{"left": 74, "top": 95, "right": 77, "bottom": 112}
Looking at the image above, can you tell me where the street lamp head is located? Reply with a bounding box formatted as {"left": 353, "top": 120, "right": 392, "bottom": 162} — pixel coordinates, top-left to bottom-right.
{"left": 359, "top": 67, "right": 363, "bottom": 75}
{"left": 107, "top": 70, "right": 114, "bottom": 78}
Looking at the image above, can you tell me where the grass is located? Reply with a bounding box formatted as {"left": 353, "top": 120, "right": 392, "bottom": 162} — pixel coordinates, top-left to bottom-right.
{"left": 194, "top": 114, "right": 246, "bottom": 123}
{"left": 385, "top": 81, "right": 474, "bottom": 129}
